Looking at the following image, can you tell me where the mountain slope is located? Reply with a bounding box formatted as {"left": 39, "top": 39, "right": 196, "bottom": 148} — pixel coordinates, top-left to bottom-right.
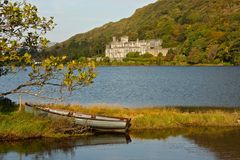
{"left": 49, "top": 0, "right": 240, "bottom": 64}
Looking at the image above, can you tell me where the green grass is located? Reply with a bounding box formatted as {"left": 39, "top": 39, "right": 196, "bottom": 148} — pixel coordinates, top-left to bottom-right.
{"left": 1, "top": 104, "right": 240, "bottom": 141}
{"left": 0, "top": 112, "right": 75, "bottom": 141}
{"left": 43, "top": 104, "right": 240, "bottom": 129}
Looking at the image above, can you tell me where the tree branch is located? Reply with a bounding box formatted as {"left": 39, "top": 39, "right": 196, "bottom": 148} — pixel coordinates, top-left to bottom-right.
{"left": 0, "top": 82, "right": 42, "bottom": 96}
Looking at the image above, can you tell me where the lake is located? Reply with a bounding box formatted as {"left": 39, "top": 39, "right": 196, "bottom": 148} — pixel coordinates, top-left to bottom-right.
{"left": 1, "top": 128, "right": 240, "bottom": 160}
{"left": 1, "top": 67, "right": 240, "bottom": 160}
{"left": 2, "top": 66, "right": 240, "bottom": 107}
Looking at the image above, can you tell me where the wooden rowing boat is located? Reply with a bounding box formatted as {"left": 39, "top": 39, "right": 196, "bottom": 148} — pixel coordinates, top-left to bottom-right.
{"left": 25, "top": 103, "right": 131, "bottom": 133}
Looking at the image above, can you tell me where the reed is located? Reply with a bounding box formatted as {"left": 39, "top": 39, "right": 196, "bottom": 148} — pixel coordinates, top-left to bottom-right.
{"left": 43, "top": 104, "right": 240, "bottom": 129}
{"left": 1, "top": 104, "right": 239, "bottom": 141}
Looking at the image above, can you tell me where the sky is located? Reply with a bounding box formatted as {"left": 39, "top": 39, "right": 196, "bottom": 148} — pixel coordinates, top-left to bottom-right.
{"left": 27, "top": 0, "right": 157, "bottom": 42}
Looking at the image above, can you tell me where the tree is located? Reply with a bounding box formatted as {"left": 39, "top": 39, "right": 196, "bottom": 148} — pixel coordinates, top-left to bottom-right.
{"left": 0, "top": 0, "right": 96, "bottom": 100}
{"left": 156, "top": 52, "right": 163, "bottom": 65}
{"left": 164, "top": 49, "right": 175, "bottom": 62}
{"left": 229, "top": 39, "right": 240, "bottom": 65}
{"left": 215, "top": 44, "right": 231, "bottom": 63}
{"left": 126, "top": 52, "right": 140, "bottom": 58}
{"left": 187, "top": 47, "right": 203, "bottom": 64}
{"left": 173, "top": 54, "right": 187, "bottom": 64}
{"left": 140, "top": 53, "right": 153, "bottom": 58}
{"left": 206, "top": 44, "right": 219, "bottom": 63}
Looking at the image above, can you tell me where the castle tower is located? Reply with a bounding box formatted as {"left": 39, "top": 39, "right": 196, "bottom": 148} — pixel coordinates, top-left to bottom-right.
{"left": 106, "top": 35, "right": 168, "bottom": 61}
{"left": 113, "top": 37, "right": 117, "bottom": 42}
{"left": 120, "top": 36, "right": 129, "bottom": 43}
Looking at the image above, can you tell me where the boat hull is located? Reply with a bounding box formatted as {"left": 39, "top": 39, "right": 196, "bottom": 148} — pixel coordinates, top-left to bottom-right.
{"left": 74, "top": 118, "right": 128, "bottom": 129}
{"left": 25, "top": 103, "right": 131, "bottom": 132}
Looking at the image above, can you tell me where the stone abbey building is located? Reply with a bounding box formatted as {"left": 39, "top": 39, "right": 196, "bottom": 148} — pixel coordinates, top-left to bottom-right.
{"left": 105, "top": 36, "right": 169, "bottom": 60}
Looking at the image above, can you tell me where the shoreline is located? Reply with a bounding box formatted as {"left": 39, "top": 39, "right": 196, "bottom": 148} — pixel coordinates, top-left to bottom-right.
{"left": 1, "top": 125, "right": 240, "bottom": 140}
{"left": 1, "top": 104, "right": 240, "bottom": 141}
{"left": 95, "top": 63, "right": 236, "bottom": 67}
{"left": 1, "top": 126, "right": 240, "bottom": 142}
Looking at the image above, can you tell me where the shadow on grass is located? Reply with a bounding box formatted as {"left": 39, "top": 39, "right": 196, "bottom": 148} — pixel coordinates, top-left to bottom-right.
{"left": 0, "top": 97, "right": 18, "bottom": 113}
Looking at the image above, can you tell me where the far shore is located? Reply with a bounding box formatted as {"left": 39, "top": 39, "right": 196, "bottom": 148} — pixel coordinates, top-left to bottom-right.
{"left": 1, "top": 103, "right": 240, "bottom": 141}
{"left": 95, "top": 62, "right": 235, "bottom": 67}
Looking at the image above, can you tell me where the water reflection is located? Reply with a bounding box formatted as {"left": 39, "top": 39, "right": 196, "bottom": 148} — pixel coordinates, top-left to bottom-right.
{"left": 0, "top": 128, "right": 240, "bottom": 160}
{"left": 131, "top": 128, "right": 240, "bottom": 160}
{"left": 0, "top": 134, "right": 131, "bottom": 158}
{"left": 186, "top": 129, "right": 240, "bottom": 160}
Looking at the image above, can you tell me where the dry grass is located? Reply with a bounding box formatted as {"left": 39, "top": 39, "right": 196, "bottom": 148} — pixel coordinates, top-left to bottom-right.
{"left": 0, "top": 112, "right": 78, "bottom": 141}
{"left": 41, "top": 103, "right": 240, "bottom": 129}
{"left": 1, "top": 103, "right": 239, "bottom": 141}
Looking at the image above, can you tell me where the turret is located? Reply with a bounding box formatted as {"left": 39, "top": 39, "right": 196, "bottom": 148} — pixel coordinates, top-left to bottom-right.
{"left": 120, "top": 36, "right": 129, "bottom": 43}
{"left": 113, "top": 37, "right": 117, "bottom": 42}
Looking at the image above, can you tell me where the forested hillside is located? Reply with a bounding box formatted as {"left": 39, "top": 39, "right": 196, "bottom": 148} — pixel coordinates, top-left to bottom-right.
{"left": 48, "top": 0, "right": 240, "bottom": 65}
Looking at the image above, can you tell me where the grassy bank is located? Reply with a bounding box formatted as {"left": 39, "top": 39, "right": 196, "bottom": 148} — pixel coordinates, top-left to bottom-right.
{"left": 43, "top": 104, "right": 240, "bottom": 129}
{"left": 1, "top": 104, "right": 240, "bottom": 141}
{"left": 0, "top": 111, "right": 87, "bottom": 141}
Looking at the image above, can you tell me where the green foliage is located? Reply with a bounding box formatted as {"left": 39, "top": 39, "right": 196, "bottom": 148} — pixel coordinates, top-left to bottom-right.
{"left": 187, "top": 47, "right": 204, "bottom": 64}
{"left": 156, "top": 53, "right": 164, "bottom": 65}
{"left": 141, "top": 53, "right": 153, "bottom": 58}
{"left": 229, "top": 39, "right": 240, "bottom": 65}
{"left": 165, "top": 49, "right": 176, "bottom": 62}
{"left": 0, "top": 97, "right": 17, "bottom": 113}
{"left": 126, "top": 52, "right": 140, "bottom": 58}
{"left": 123, "top": 53, "right": 156, "bottom": 65}
{"left": 0, "top": 0, "right": 96, "bottom": 100}
{"left": 0, "top": 0, "right": 54, "bottom": 65}
{"left": 49, "top": 0, "right": 240, "bottom": 65}
{"left": 0, "top": 111, "right": 74, "bottom": 140}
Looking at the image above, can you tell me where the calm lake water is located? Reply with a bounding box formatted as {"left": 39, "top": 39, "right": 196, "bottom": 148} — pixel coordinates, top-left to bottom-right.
{"left": 1, "top": 67, "right": 240, "bottom": 160}
{"left": 2, "top": 66, "right": 240, "bottom": 107}
{"left": 1, "top": 128, "right": 240, "bottom": 160}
